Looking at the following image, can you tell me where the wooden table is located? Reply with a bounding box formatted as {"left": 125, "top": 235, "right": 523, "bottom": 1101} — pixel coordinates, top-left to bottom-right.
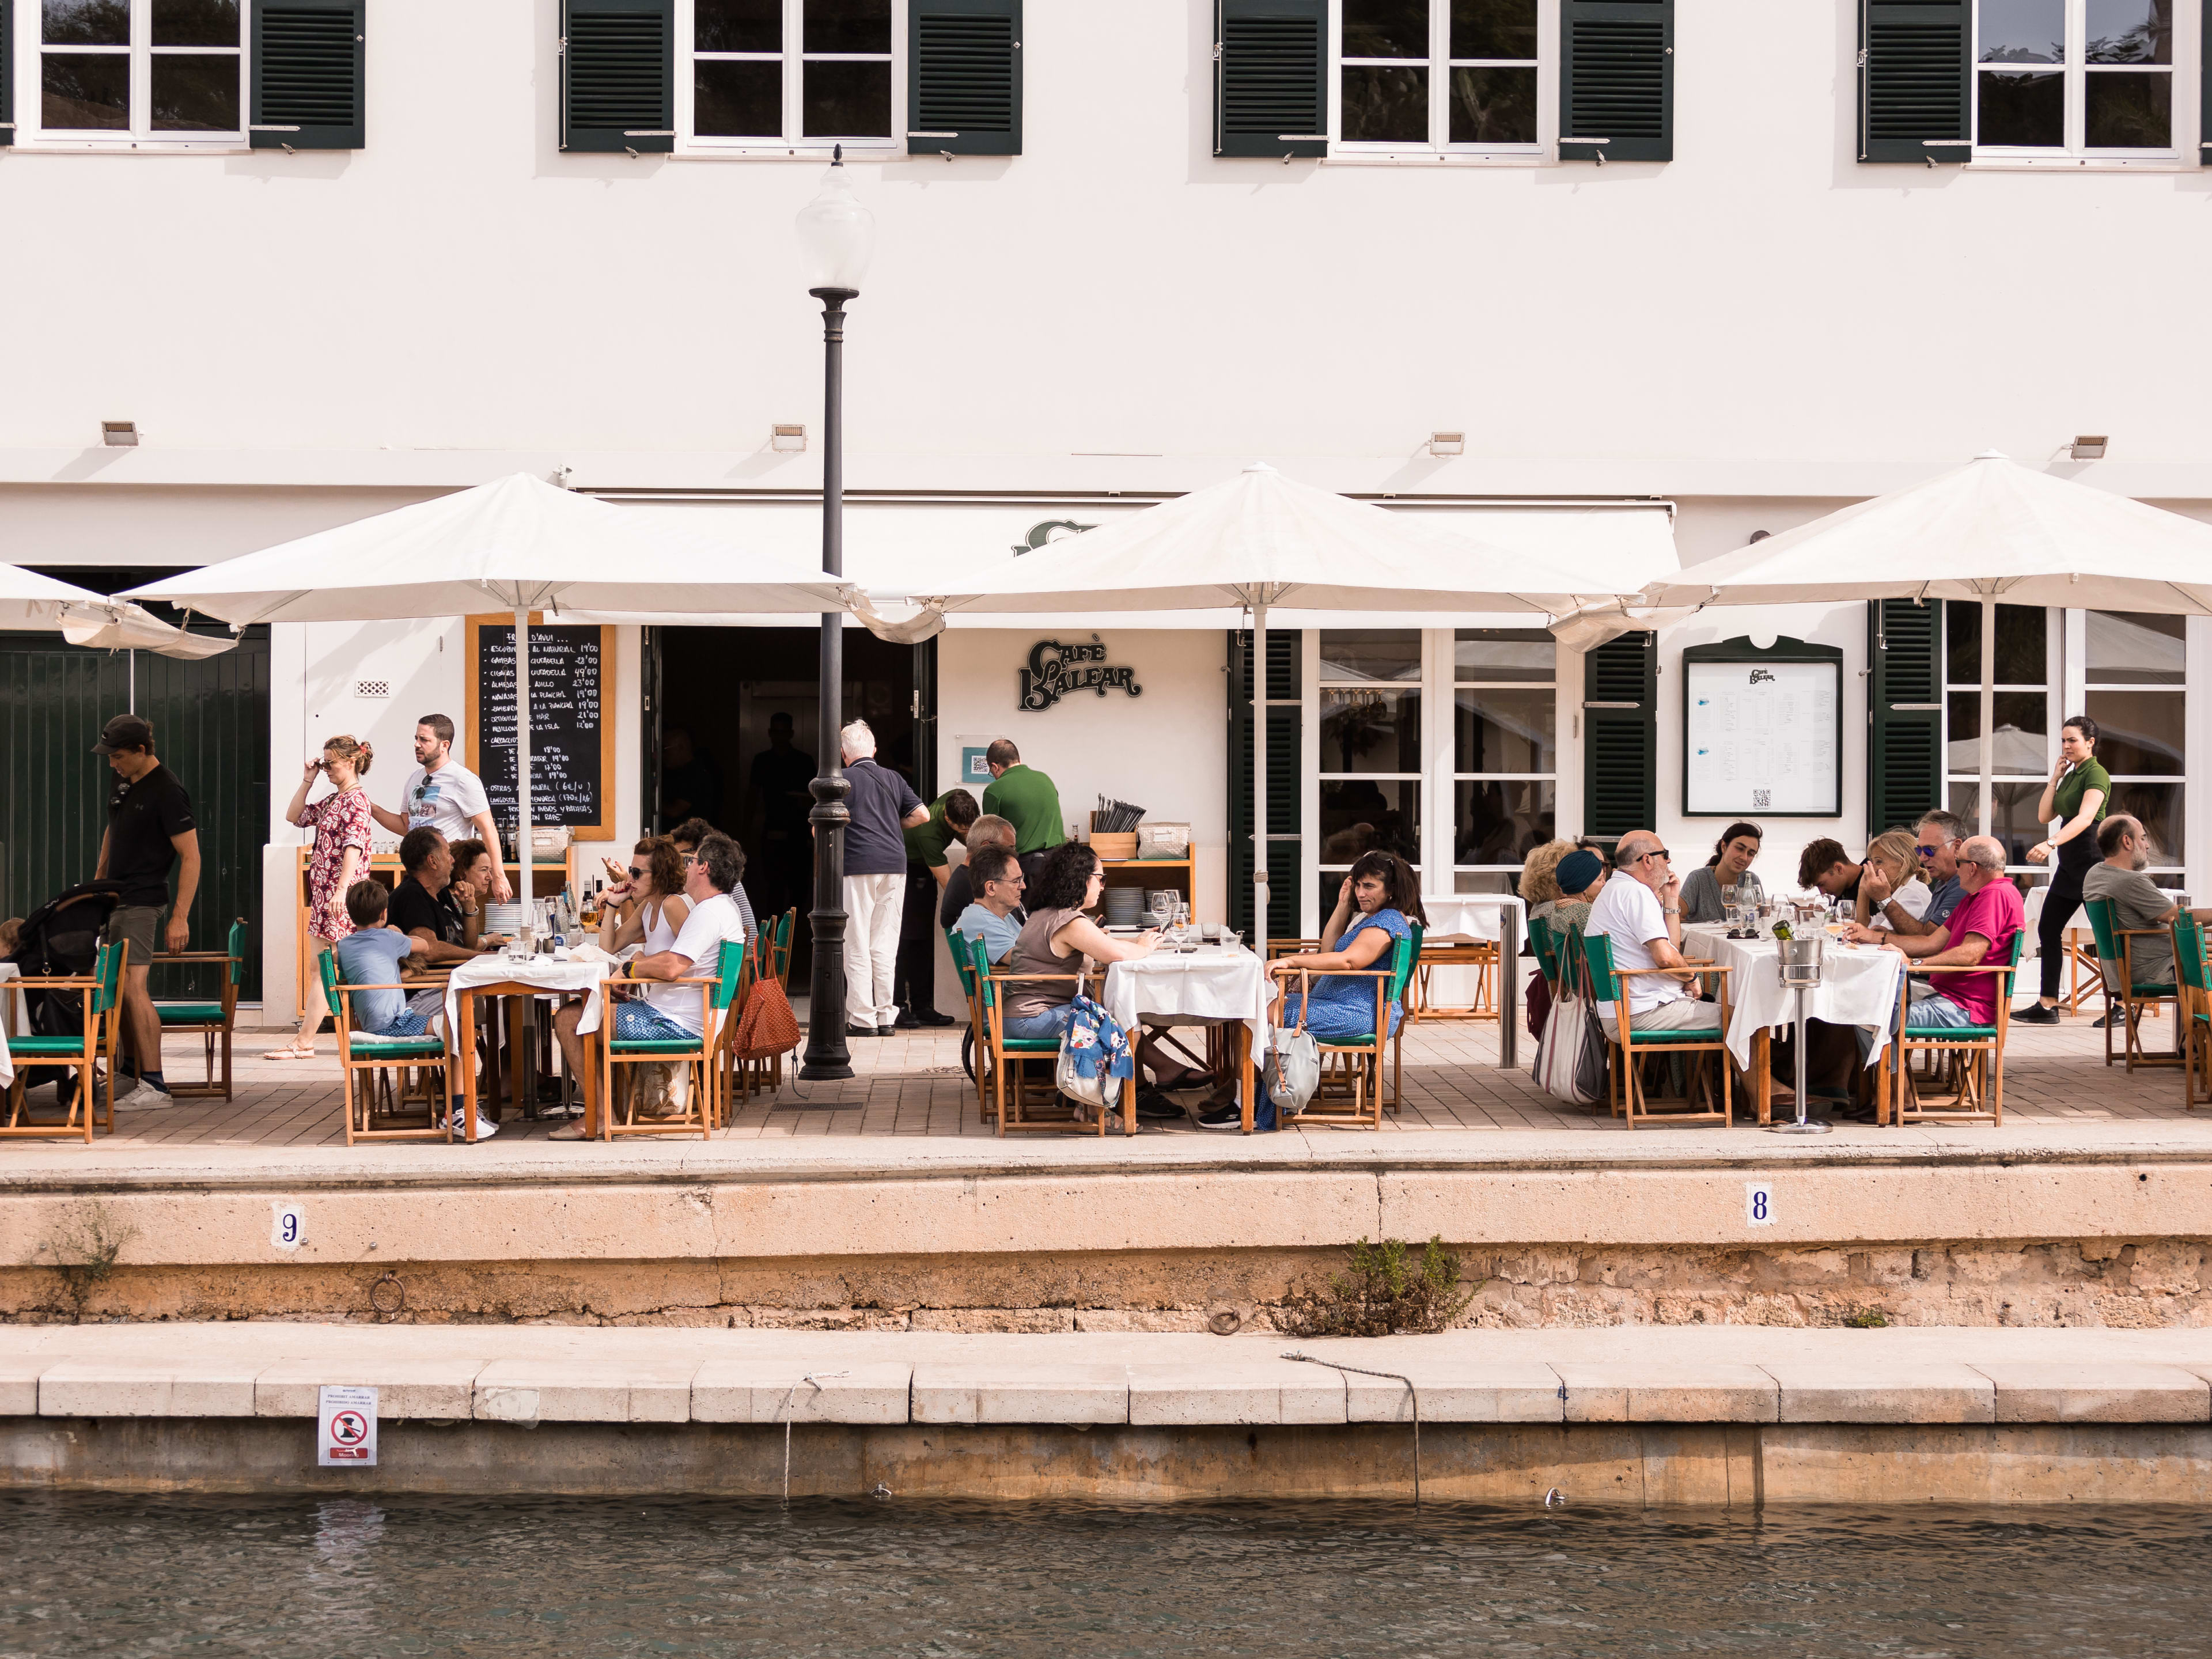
{"left": 445, "top": 958, "right": 611, "bottom": 1141}
{"left": 1103, "top": 945, "right": 1267, "bottom": 1132}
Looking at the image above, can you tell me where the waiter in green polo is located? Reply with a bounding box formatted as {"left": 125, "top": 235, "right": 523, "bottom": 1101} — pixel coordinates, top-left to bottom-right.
{"left": 895, "top": 786, "right": 980, "bottom": 1028}
{"left": 979, "top": 739, "right": 1066, "bottom": 887}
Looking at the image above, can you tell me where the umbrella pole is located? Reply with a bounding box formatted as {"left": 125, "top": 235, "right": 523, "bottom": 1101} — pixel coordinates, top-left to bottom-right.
{"left": 514, "top": 606, "right": 533, "bottom": 940}
{"left": 1979, "top": 597, "right": 1995, "bottom": 839}
{"left": 1252, "top": 599, "right": 1269, "bottom": 966}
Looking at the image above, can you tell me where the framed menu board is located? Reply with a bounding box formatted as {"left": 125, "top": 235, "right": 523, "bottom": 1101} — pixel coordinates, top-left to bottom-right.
{"left": 465, "top": 614, "right": 615, "bottom": 840}
{"left": 1681, "top": 636, "right": 1843, "bottom": 819}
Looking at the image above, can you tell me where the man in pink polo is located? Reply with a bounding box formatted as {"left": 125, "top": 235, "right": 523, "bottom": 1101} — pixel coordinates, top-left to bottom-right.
{"left": 1861, "top": 835, "right": 2024, "bottom": 1062}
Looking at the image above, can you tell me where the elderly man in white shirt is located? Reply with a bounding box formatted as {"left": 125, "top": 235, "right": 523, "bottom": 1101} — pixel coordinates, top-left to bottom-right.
{"left": 1583, "top": 830, "right": 1711, "bottom": 1036}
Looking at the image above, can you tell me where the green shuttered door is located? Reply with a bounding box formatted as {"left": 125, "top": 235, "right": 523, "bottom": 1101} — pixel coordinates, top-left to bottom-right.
{"left": 1216, "top": 0, "right": 1326, "bottom": 159}
{"left": 910, "top": 0, "right": 1022, "bottom": 156}
{"left": 562, "top": 0, "right": 674, "bottom": 153}
{"left": 1228, "top": 629, "right": 1301, "bottom": 940}
{"left": 1859, "top": 0, "right": 1970, "bottom": 161}
{"left": 1868, "top": 598, "right": 1944, "bottom": 835}
{"left": 1582, "top": 631, "right": 1656, "bottom": 844}
{"left": 251, "top": 0, "right": 365, "bottom": 149}
{"left": 1559, "top": 0, "right": 1673, "bottom": 162}
{"left": 0, "top": 0, "right": 13, "bottom": 148}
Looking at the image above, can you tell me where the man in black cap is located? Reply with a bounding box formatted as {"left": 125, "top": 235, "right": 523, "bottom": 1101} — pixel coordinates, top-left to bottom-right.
{"left": 92, "top": 715, "right": 200, "bottom": 1109}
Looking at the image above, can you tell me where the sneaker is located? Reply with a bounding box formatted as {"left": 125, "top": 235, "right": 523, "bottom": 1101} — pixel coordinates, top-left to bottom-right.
{"left": 1195, "top": 1103, "right": 1244, "bottom": 1131}
{"left": 113, "top": 1080, "right": 175, "bottom": 1110}
{"left": 443, "top": 1116, "right": 501, "bottom": 1142}
{"left": 2012, "top": 1003, "right": 2061, "bottom": 1025}
{"left": 915, "top": 1009, "right": 956, "bottom": 1028}
{"left": 1133, "top": 1088, "right": 1185, "bottom": 1122}
{"left": 894, "top": 1009, "right": 921, "bottom": 1029}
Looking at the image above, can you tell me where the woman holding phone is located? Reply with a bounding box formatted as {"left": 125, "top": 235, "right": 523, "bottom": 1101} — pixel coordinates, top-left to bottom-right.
{"left": 267, "top": 736, "right": 374, "bottom": 1060}
{"left": 2016, "top": 715, "right": 2109, "bottom": 1024}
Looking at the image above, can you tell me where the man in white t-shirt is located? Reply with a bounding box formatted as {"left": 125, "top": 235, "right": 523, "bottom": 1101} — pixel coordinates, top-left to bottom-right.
{"left": 370, "top": 713, "right": 510, "bottom": 902}
{"left": 549, "top": 831, "right": 753, "bottom": 1139}
{"left": 1584, "top": 831, "right": 1710, "bottom": 1037}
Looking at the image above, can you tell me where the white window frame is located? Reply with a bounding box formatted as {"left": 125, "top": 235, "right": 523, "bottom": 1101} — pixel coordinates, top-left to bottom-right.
{"left": 2073, "top": 608, "right": 2188, "bottom": 878}
{"left": 1972, "top": 0, "right": 2190, "bottom": 163}
{"left": 1305, "top": 627, "right": 1427, "bottom": 934}
{"left": 1328, "top": 0, "right": 1553, "bottom": 161}
{"left": 16, "top": 0, "right": 249, "bottom": 149}
{"left": 676, "top": 0, "right": 904, "bottom": 158}
{"left": 1942, "top": 601, "right": 2059, "bottom": 879}
{"left": 1442, "top": 627, "right": 1559, "bottom": 894}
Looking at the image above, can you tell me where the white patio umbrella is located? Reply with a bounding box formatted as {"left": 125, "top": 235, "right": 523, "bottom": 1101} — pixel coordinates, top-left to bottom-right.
{"left": 923, "top": 463, "right": 1666, "bottom": 959}
{"left": 1636, "top": 451, "right": 2212, "bottom": 825}
{"left": 1, "top": 562, "right": 236, "bottom": 659}
{"left": 128, "top": 473, "right": 849, "bottom": 902}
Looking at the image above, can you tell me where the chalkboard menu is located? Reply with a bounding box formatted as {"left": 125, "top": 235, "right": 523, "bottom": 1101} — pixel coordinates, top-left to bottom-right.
{"left": 464, "top": 616, "right": 615, "bottom": 840}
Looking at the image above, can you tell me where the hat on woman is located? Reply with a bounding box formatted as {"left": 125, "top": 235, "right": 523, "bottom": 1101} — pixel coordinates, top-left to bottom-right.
{"left": 1555, "top": 849, "right": 1604, "bottom": 897}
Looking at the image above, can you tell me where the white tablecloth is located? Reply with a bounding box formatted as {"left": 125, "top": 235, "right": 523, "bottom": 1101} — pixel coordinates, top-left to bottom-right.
{"left": 1418, "top": 894, "right": 1527, "bottom": 945}
{"left": 443, "top": 955, "right": 615, "bottom": 1040}
{"left": 0, "top": 964, "right": 20, "bottom": 1088}
{"left": 1103, "top": 946, "right": 1272, "bottom": 1062}
{"left": 1681, "top": 925, "right": 1906, "bottom": 1071}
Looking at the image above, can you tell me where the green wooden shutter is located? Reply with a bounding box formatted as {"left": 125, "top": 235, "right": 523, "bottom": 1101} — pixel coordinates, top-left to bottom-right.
{"left": 1215, "top": 0, "right": 1326, "bottom": 159}
{"left": 1582, "top": 631, "right": 1655, "bottom": 844}
{"left": 1559, "top": 0, "right": 1673, "bottom": 162}
{"left": 2203, "top": 0, "right": 2211, "bottom": 165}
{"left": 1, "top": 0, "right": 14, "bottom": 148}
{"left": 1228, "top": 629, "right": 1301, "bottom": 940}
{"left": 562, "top": 0, "right": 674, "bottom": 153}
{"left": 910, "top": 0, "right": 1021, "bottom": 156}
{"left": 251, "top": 0, "right": 363, "bottom": 150}
{"left": 1868, "top": 598, "right": 1945, "bottom": 835}
{"left": 1859, "top": 0, "right": 1970, "bottom": 162}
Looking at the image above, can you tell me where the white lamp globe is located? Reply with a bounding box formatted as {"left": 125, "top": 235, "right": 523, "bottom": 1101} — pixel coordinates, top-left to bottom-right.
{"left": 794, "top": 148, "right": 876, "bottom": 294}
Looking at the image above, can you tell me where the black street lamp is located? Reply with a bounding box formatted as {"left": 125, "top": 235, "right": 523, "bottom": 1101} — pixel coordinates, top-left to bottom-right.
{"left": 794, "top": 147, "right": 876, "bottom": 1082}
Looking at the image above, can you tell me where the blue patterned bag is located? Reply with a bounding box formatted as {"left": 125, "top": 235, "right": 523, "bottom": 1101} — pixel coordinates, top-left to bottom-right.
{"left": 1055, "top": 993, "right": 1136, "bottom": 1119}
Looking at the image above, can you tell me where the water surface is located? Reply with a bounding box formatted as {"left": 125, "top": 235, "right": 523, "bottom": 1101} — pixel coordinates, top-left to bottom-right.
{"left": 3, "top": 1494, "right": 2208, "bottom": 1657}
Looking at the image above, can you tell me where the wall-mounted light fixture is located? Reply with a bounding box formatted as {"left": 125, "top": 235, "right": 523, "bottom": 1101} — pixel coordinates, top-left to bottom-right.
{"left": 1427, "top": 431, "right": 1465, "bottom": 457}
{"left": 771, "top": 423, "right": 808, "bottom": 452}
{"left": 2070, "top": 434, "right": 2109, "bottom": 460}
{"left": 100, "top": 421, "right": 139, "bottom": 447}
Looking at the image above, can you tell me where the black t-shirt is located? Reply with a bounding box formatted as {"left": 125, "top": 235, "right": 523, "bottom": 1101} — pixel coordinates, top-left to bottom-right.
{"left": 389, "top": 877, "right": 465, "bottom": 947}
{"left": 106, "top": 763, "right": 196, "bottom": 907}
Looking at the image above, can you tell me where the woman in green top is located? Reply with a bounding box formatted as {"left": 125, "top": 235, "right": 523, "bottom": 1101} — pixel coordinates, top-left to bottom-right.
{"left": 2017, "top": 715, "right": 2110, "bottom": 1022}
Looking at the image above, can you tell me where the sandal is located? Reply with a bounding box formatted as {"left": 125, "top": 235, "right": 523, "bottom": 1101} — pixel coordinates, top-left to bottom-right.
{"left": 260, "top": 1041, "right": 319, "bottom": 1060}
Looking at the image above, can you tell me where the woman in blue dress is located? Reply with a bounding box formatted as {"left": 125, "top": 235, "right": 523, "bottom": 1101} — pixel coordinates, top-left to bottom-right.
{"left": 1268, "top": 851, "right": 1427, "bottom": 1041}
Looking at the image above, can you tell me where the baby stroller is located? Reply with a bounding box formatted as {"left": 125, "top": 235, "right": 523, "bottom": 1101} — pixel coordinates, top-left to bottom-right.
{"left": 6, "top": 880, "right": 124, "bottom": 1109}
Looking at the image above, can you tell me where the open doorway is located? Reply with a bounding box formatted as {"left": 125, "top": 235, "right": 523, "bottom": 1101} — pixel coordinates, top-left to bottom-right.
{"left": 650, "top": 625, "right": 930, "bottom": 988}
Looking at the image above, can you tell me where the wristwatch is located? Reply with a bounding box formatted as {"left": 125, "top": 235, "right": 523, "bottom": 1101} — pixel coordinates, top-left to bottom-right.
{"left": 1663, "top": 907, "right": 1681, "bottom": 916}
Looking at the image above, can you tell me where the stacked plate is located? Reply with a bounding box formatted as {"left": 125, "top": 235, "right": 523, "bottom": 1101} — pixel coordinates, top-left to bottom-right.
{"left": 1104, "top": 887, "right": 1145, "bottom": 926}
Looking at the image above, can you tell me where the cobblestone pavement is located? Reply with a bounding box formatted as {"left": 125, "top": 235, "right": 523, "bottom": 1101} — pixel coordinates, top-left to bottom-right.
{"left": 24, "top": 994, "right": 2206, "bottom": 1149}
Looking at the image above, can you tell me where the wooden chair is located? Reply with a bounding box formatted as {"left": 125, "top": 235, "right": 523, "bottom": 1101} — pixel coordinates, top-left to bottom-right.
{"left": 1528, "top": 915, "right": 1561, "bottom": 995}
{"left": 2081, "top": 895, "right": 2181, "bottom": 1071}
{"left": 947, "top": 928, "right": 995, "bottom": 1122}
{"left": 323, "top": 949, "right": 453, "bottom": 1144}
{"left": 1876, "top": 934, "right": 2024, "bottom": 1126}
{"left": 599, "top": 937, "right": 742, "bottom": 1139}
{"left": 2, "top": 940, "right": 123, "bottom": 1142}
{"left": 1579, "top": 933, "right": 1733, "bottom": 1128}
{"left": 1407, "top": 924, "right": 1499, "bottom": 1023}
{"left": 2173, "top": 911, "right": 2212, "bottom": 1110}
{"left": 1275, "top": 934, "right": 1413, "bottom": 1130}
{"left": 1385, "top": 923, "right": 1421, "bottom": 1113}
{"left": 979, "top": 960, "right": 1106, "bottom": 1134}
{"left": 154, "top": 916, "right": 249, "bottom": 1100}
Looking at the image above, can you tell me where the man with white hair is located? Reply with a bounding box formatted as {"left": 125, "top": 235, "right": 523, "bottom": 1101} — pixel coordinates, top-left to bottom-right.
{"left": 837, "top": 720, "right": 929, "bottom": 1037}
{"left": 1860, "top": 834, "right": 2025, "bottom": 1063}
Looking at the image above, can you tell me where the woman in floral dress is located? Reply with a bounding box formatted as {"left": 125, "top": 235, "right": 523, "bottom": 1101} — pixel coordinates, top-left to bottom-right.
{"left": 266, "top": 735, "right": 376, "bottom": 1059}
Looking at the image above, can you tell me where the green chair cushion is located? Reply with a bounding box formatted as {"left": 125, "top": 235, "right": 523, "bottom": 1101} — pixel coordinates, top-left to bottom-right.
{"left": 997, "top": 1038, "right": 1060, "bottom": 1054}
{"left": 609, "top": 1038, "right": 703, "bottom": 1055}
{"left": 1618, "top": 1029, "right": 1725, "bottom": 1044}
{"left": 347, "top": 1035, "right": 446, "bottom": 1058}
{"left": 156, "top": 1003, "right": 227, "bottom": 1024}
{"left": 1904, "top": 1024, "right": 1997, "bottom": 1040}
{"left": 1318, "top": 1033, "right": 1378, "bottom": 1049}
{"left": 6, "top": 1036, "right": 94, "bottom": 1058}
{"left": 2130, "top": 984, "right": 2178, "bottom": 998}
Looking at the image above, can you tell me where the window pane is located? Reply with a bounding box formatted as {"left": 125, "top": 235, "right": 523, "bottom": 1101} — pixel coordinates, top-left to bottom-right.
{"left": 1341, "top": 66, "right": 1427, "bottom": 142}
{"left": 1344, "top": 0, "right": 1428, "bottom": 58}
{"left": 695, "top": 59, "right": 781, "bottom": 136}
{"left": 151, "top": 0, "right": 235, "bottom": 46}
{"left": 1449, "top": 66, "right": 1536, "bottom": 143}
{"left": 1321, "top": 687, "right": 1422, "bottom": 771}
{"left": 802, "top": 60, "right": 891, "bottom": 137}
{"left": 1452, "top": 0, "right": 1535, "bottom": 58}
{"left": 42, "top": 52, "right": 129, "bottom": 127}
{"left": 1455, "top": 870, "right": 1516, "bottom": 893}
{"left": 1320, "top": 629, "right": 1421, "bottom": 682}
{"left": 1320, "top": 781, "right": 1421, "bottom": 864}
{"left": 1454, "top": 627, "right": 1554, "bottom": 682}
{"left": 1454, "top": 778, "right": 1556, "bottom": 867}
{"left": 697, "top": 0, "right": 779, "bottom": 52}
{"left": 2088, "top": 611, "right": 2186, "bottom": 684}
{"left": 2085, "top": 690, "right": 2184, "bottom": 775}
{"left": 1948, "top": 691, "right": 2048, "bottom": 774}
{"left": 1945, "top": 601, "right": 2046, "bottom": 685}
{"left": 43, "top": 0, "right": 128, "bottom": 46}
{"left": 2087, "top": 0, "right": 2171, "bottom": 62}
{"left": 2086, "top": 70, "right": 2171, "bottom": 147}
{"left": 804, "top": 0, "right": 890, "bottom": 54}
{"left": 1990, "top": 781, "right": 2046, "bottom": 863}
{"left": 1455, "top": 687, "right": 1555, "bottom": 773}
{"left": 1978, "top": 70, "right": 2064, "bottom": 143}
{"left": 2108, "top": 780, "right": 2184, "bottom": 861}
{"left": 1978, "top": 0, "right": 2063, "bottom": 60}
{"left": 151, "top": 51, "right": 239, "bottom": 130}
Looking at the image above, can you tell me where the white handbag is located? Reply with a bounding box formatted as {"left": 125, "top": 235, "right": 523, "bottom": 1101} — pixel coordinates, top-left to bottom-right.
{"left": 1266, "top": 1026, "right": 1321, "bottom": 1116}
{"left": 1536, "top": 990, "right": 1605, "bottom": 1107}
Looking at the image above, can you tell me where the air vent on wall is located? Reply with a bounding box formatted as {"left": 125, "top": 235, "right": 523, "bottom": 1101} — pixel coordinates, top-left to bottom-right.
{"left": 354, "top": 679, "right": 391, "bottom": 699}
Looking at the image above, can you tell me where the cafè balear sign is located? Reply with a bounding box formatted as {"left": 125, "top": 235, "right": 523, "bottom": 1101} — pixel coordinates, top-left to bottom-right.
{"left": 1019, "top": 636, "right": 1143, "bottom": 713}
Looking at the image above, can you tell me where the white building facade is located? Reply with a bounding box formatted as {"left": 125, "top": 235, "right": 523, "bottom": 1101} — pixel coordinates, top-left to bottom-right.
{"left": 3, "top": 0, "right": 2209, "bottom": 1014}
